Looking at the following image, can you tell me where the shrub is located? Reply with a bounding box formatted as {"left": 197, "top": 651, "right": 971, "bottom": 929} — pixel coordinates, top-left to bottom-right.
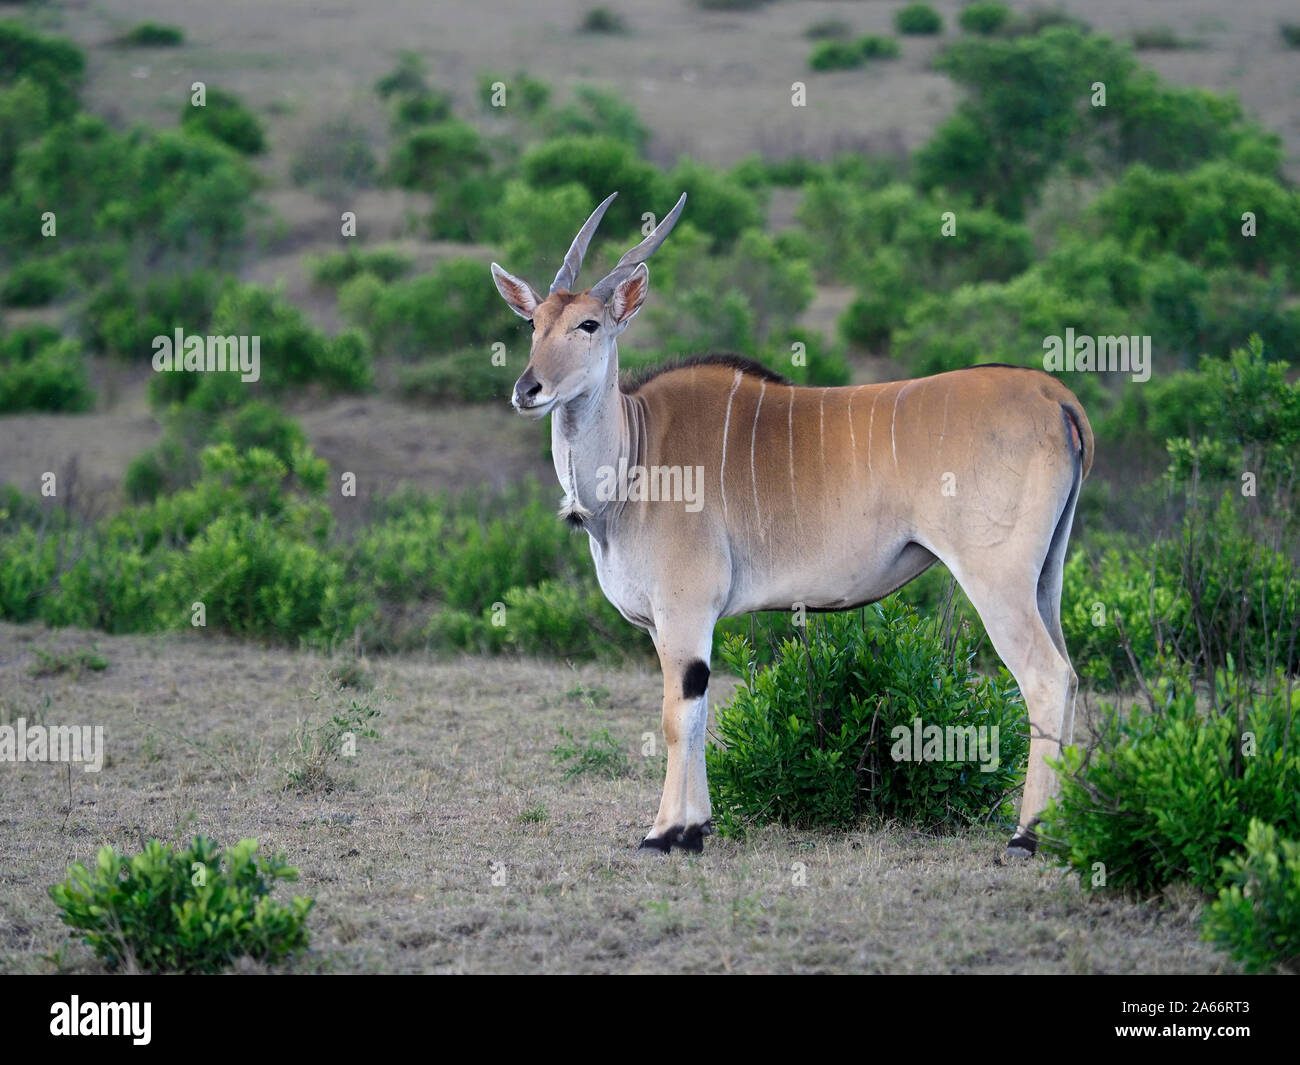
{"left": 492, "top": 578, "right": 645, "bottom": 660}
{"left": 895, "top": 4, "right": 943, "bottom": 36}
{"left": 477, "top": 70, "right": 551, "bottom": 115}
{"left": 0, "top": 256, "right": 70, "bottom": 306}
{"left": 375, "top": 53, "right": 432, "bottom": 100}
{"left": 959, "top": 2, "right": 1010, "bottom": 35}
{"left": 806, "top": 19, "right": 851, "bottom": 41}
{"left": 664, "top": 158, "right": 763, "bottom": 250}
{"left": 85, "top": 270, "right": 228, "bottom": 359}
{"left": 307, "top": 246, "right": 412, "bottom": 288}
{"left": 1042, "top": 672, "right": 1300, "bottom": 895}
{"left": 290, "top": 116, "right": 377, "bottom": 200}
{"left": 809, "top": 40, "right": 863, "bottom": 72}
{"left": 1203, "top": 820, "right": 1300, "bottom": 973}
{"left": 340, "top": 259, "right": 518, "bottom": 360}
{"left": 49, "top": 837, "right": 313, "bottom": 973}
{"left": 646, "top": 225, "right": 814, "bottom": 355}
{"left": 1091, "top": 162, "right": 1300, "bottom": 276}
{"left": 397, "top": 348, "right": 516, "bottom": 404}
{"left": 857, "top": 35, "right": 902, "bottom": 59}
{"left": 1132, "top": 27, "right": 1195, "bottom": 51}
{"left": 543, "top": 85, "right": 648, "bottom": 152}
{"left": 0, "top": 21, "right": 85, "bottom": 119}
{"left": 204, "top": 282, "right": 372, "bottom": 395}
{"left": 579, "top": 7, "right": 626, "bottom": 34}
{"left": 282, "top": 684, "right": 383, "bottom": 792}
{"left": 707, "top": 598, "right": 1029, "bottom": 835}
{"left": 180, "top": 87, "right": 265, "bottom": 154}
{"left": 386, "top": 119, "right": 488, "bottom": 188}
{"left": 118, "top": 22, "right": 184, "bottom": 47}
{"left": 1279, "top": 24, "right": 1300, "bottom": 49}
{"left": 522, "top": 135, "right": 663, "bottom": 235}
{"left": 0, "top": 338, "right": 93, "bottom": 413}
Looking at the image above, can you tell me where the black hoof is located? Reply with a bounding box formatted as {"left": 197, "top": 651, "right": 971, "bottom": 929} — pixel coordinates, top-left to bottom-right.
{"left": 1004, "top": 827, "right": 1038, "bottom": 861}
{"left": 638, "top": 821, "right": 712, "bottom": 854}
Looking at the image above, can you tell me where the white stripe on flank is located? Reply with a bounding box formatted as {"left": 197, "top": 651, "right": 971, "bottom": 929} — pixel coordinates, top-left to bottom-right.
{"left": 848, "top": 386, "right": 860, "bottom": 478}
{"left": 891, "top": 386, "right": 902, "bottom": 468}
{"left": 719, "top": 369, "right": 743, "bottom": 524}
{"left": 787, "top": 386, "right": 799, "bottom": 525}
{"left": 819, "top": 389, "right": 826, "bottom": 467}
{"left": 937, "top": 386, "right": 951, "bottom": 464}
{"left": 867, "top": 391, "right": 879, "bottom": 474}
{"left": 751, "top": 381, "right": 765, "bottom": 529}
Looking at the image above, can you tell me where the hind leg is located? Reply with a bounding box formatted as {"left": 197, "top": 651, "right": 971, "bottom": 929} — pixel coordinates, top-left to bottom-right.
{"left": 945, "top": 557, "right": 1078, "bottom": 857}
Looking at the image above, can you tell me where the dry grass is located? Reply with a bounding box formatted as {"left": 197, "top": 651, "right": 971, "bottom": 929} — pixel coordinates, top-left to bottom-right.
{"left": 0, "top": 621, "right": 1231, "bottom": 974}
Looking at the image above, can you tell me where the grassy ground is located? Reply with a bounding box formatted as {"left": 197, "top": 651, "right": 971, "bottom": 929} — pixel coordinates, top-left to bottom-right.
{"left": 0, "top": 621, "right": 1229, "bottom": 974}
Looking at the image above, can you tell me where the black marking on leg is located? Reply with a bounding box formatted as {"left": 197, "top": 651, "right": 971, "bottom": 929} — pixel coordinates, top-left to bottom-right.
{"left": 1005, "top": 826, "right": 1038, "bottom": 857}
{"left": 639, "top": 827, "right": 680, "bottom": 853}
{"left": 682, "top": 659, "right": 710, "bottom": 700}
{"left": 676, "top": 824, "right": 705, "bottom": 853}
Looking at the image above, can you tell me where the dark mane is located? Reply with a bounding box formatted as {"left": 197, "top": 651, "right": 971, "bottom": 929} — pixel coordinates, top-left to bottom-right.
{"left": 621, "top": 353, "right": 793, "bottom": 394}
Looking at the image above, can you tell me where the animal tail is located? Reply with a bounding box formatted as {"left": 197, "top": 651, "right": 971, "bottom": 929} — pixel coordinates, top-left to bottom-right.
{"left": 1060, "top": 400, "right": 1094, "bottom": 480}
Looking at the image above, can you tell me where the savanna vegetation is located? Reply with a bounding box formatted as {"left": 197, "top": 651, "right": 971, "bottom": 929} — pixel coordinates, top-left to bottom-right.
{"left": 2, "top": 6, "right": 1297, "bottom": 973}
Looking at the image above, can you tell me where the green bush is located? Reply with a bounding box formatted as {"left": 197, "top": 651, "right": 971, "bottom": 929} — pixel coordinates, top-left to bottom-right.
{"left": 307, "top": 246, "right": 412, "bottom": 288}
{"left": 290, "top": 116, "right": 377, "bottom": 199}
{"left": 49, "top": 837, "right": 313, "bottom": 973}
{"left": 0, "top": 256, "right": 71, "bottom": 306}
{"left": 340, "top": 258, "right": 517, "bottom": 360}
{"left": 197, "top": 282, "right": 371, "bottom": 398}
{"left": 959, "top": 2, "right": 1010, "bottom": 35}
{"left": 809, "top": 40, "right": 862, "bottom": 72}
{"left": 119, "top": 22, "right": 184, "bottom": 47}
{"left": 664, "top": 158, "right": 763, "bottom": 250}
{"left": 522, "top": 135, "right": 663, "bottom": 236}
{"left": 1203, "top": 820, "right": 1300, "bottom": 973}
{"left": 85, "top": 270, "right": 229, "bottom": 359}
{"left": 477, "top": 70, "right": 551, "bottom": 115}
{"left": 0, "top": 338, "right": 93, "bottom": 413}
{"left": 1282, "top": 24, "right": 1300, "bottom": 49}
{"left": 1092, "top": 162, "right": 1300, "bottom": 276}
{"left": 647, "top": 225, "right": 814, "bottom": 355}
{"left": 544, "top": 85, "right": 648, "bottom": 151}
{"left": 579, "top": 7, "right": 627, "bottom": 34}
{"left": 397, "top": 348, "right": 516, "bottom": 404}
{"left": 806, "top": 19, "right": 851, "bottom": 41}
{"left": 180, "top": 87, "right": 265, "bottom": 155}
{"left": 387, "top": 119, "right": 488, "bottom": 188}
{"left": 1131, "top": 27, "right": 1195, "bottom": 51}
{"left": 707, "top": 598, "right": 1028, "bottom": 835}
{"left": 895, "top": 4, "right": 943, "bottom": 36}
{"left": 0, "top": 21, "right": 85, "bottom": 119}
{"left": 857, "top": 35, "right": 902, "bottom": 59}
{"left": 1043, "top": 673, "right": 1300, "bottom": 895}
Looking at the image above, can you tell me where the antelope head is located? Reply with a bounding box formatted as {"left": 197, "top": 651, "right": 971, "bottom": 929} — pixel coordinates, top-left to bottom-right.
{"left": 491, "top": 191, "right": 686, "bottom": 418}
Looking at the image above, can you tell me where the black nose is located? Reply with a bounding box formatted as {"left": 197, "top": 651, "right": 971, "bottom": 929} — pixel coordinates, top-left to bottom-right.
{"left": 514, "top": 368, "right": 542, "bottom": 407}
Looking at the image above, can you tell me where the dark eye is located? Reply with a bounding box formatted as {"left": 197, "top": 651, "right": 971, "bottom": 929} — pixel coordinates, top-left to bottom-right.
{"left": 579, "top": 320, "right": 599, "bottom": 334}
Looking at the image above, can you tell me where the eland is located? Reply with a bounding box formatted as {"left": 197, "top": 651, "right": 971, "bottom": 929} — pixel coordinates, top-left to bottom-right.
{"left": 491, "top": 192, "right": 1093, "bottom": 857}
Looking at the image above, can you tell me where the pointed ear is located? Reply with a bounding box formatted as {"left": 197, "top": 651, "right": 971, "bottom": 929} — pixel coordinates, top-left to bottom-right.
{"left": 491, "top": 263, "right": 541, "bottom": 320}
{"left": 609, "top": 262, "right": 649, "bottom": 330}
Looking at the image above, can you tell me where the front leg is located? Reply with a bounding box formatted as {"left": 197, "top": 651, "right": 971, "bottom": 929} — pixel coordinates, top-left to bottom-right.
{"left": 640, "top": 616, "right": 716, "bottom": 854}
